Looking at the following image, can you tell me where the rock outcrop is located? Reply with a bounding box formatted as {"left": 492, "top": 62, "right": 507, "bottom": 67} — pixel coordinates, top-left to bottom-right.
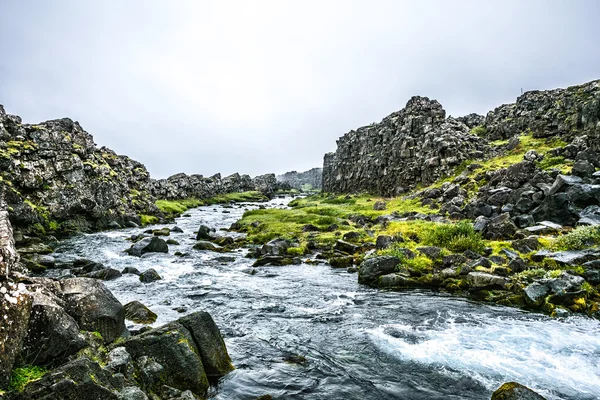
{"left": 322, "top": 80, "right": 600, "bottom": 196}
{"left": 277, "top": 167, "right": 323, "bottom": 190}
{"left": 0, "top": 108, "right": 159, "bottom": 235}
{"left": 322, "top": 97, "right": 490, "bottom": 195}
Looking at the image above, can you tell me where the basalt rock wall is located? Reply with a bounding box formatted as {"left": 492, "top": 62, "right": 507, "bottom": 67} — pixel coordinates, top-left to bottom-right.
{"left": 322, "top": 97, "right": 489, "bottom": 195}
{"left": 323, "top": 80, "right": 600, "bottom": 196}
{"left": 0, "top": 106, "right": 158, "bottom": 234}
{"left": 277, "top": 168, "right": 323, "bottom": 190}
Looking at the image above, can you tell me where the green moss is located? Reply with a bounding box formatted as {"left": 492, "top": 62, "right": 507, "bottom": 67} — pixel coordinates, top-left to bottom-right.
{"left": 156, "top": 198, "right": 203, "bottom": 216}
{"left": 8, "top": 366, "right": 48, "bottom": 392}
{"left": 91, "top": 331, "right": 103, "bottom": 340}
{"left": 140, "top": 214, "right": 159, "bottom": 225}
{"left": 287, "top": 246, "right": 305, "bottom": 256}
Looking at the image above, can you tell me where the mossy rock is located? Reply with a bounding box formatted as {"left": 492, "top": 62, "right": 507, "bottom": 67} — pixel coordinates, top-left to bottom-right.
{"left": 491, "top": 382, "right": 546, "bottom": 400}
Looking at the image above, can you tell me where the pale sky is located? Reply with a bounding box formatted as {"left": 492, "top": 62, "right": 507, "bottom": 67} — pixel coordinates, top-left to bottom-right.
{"left": 1, "top": 0, "right": 599, "bottom": 178}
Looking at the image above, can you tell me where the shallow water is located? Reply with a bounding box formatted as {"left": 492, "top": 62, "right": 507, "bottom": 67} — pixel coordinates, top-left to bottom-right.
{"left": 53, "top": 198, "right": 600, "bottom": 400}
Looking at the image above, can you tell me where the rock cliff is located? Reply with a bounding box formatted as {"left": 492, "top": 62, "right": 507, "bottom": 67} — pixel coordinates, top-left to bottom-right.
{"left": 0, "top": 106, "right": 158, "bottom": 234}
{"left": 277, "top": 167, "right": 323, "bottom": 190}
{"left": 322, "top": 97, "right": 490, "bottom": 195}
{"left": 322, "top": 80, "right": 600, "bottom": 196}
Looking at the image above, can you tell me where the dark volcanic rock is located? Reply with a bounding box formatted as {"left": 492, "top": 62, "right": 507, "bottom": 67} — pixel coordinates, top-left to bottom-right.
{"left": 124, "top": 300, "right": 158, "bottom": 324}
{"left": 125, "top": 237, "right": 168, "bottom": 257}
{"left": 491, "top": 382, "right": 546, "bottom": 400}
{"left": 60, "top": 277, "right": 126, "bottom": 343}
{"left": 139, "top": 268, "right": 162, "bottom": 283}
{"left": 358, "top": 256, "right": 401, "bottom": 285}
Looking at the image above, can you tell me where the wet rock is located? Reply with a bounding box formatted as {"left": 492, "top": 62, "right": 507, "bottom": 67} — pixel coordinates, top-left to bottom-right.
{"left": 17, "top": 242, "right": 53, "bottom": 255}
{"left": 166, "top": 239, "right": 180, "bottom": 245}
{"left": 260, "top": 238, "right": 292, "bottom": 256}
{"left": 171, "top": 226, "right": 184, "bottom": 233}
{"left": 124, "top": 300, "right": 158, "bottom": 324}
{"left": 466, "top": 272, "right": 507, "bottom": 289}
{"left": 122, "top": 266, "right": 141, "bottom": 275}
{"left": 491, "top": 382, "right": 546, "bottom": 400}
{"left": 152, "top": 228, "right": 170, "bottom": 236}
{"left": 196, "top": 225, "right": 214, "bottom": 240}
{"left": 85, "top": 267, "right": 123, "bottom": 281}
{"left": 193, "top": 241, "right": 224, "bottom": 252}
{"left": 358, "top": 256, "right": 401, "bottom": 285}
{"left": 125, "top": 237, "right": 169, "bottom": 257}
{"left": 177, "top": 311, "right": 234, "bottom": 379}
{"left": 213, "top": 236, "right": 234, "bottom": 246}
{"left": 60, "top": 277, "right": 125, "bottom": 343}
{"left": 329, "top": 256, "right": 354, "bottom": 268}
{"left": 334, "top": 240, "right": 359, "bottom": 254}
{"left": 253, "top": 256, "right": 293, "bottom": 267}
{"left": 378, "top": 273, "right": 416, "bottom": 288}
{"left": 546, "top": 272, "right": 584, "bottom": 293}
{"left": 139, "top": 268, "right": 162, "bottom": 283}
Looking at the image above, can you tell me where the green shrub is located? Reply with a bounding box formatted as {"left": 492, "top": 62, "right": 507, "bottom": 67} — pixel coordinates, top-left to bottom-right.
{"left": 8, "top": 366, "right": 48, "bottom": 392}
{"left": 551, "top": 226, "right": 600, "bottom": 251}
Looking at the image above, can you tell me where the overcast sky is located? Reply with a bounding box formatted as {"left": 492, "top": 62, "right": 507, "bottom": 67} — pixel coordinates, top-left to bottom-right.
{"left": 1, "top": 1, "right": 599, "bottom": 179}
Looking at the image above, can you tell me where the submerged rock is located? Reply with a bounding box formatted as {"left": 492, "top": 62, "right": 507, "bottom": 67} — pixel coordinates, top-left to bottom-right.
{"left": 491, "top": 382, "right": 546, "bottom": 400}
{"left": 124, "top": 300, "right": 158, "bottom": 324}
{"left": 125, "top": 237, "right": 169, "bottom": 257}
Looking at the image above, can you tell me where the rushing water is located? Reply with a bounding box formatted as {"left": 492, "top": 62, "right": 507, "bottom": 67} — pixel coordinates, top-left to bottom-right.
{"left": 51, "top": 197, "right": 600, "bottom": 400}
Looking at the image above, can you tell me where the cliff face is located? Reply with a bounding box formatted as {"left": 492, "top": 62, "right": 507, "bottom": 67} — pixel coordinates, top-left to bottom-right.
{"left": 0, "top": 107, "right": 158, "bottom": 234}
{"left": 323, "top": 80, "right": 600, "bottom": 195}
{"left": 277, "top": 168, "right": 323, "bottom": 190}
{"left": 485, "top": 80, "right": 600, "bottom": 144}
{"left": 322, "top": 97, "right": 489, "bottom": 195}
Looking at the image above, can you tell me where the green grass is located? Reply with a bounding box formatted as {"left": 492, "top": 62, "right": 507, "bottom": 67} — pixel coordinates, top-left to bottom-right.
{"left": 470, "top": 125, "right": 487, "bottom": 137}
{"left": 156, "top": 198, "right": 203, "bottom": 216}
{"left": 8, "top": 366, "right": 48, "bottom": 392}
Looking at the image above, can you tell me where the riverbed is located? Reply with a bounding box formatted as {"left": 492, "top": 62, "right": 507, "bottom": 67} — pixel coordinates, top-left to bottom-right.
{"left": 52, "top": 197, "right": 600, "bottom": 400}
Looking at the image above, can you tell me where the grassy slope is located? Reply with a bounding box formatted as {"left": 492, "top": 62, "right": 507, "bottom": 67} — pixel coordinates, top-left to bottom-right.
{"left": 233, "top": 134, "right": 600, "bottom": 313}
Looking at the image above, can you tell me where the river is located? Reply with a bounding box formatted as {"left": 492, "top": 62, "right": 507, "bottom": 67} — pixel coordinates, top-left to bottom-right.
{"left": 51, "top": 197, "right": 600, "bottom": 400}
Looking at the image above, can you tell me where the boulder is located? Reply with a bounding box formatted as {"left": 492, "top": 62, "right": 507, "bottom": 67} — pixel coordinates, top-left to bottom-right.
{"left": 152, "top": 228, "right": 170, "bottom": 237}
{"left": 358, "top": 256, "right": 401, "bottom": 285}
{"left": 139, "top": 269, "right": 162, "bottom": 283}
{"left": 20, "top": 291, "right": 87, "bottom": 366}
{"left": 124, "top": 301, "right": 158, "bottom": 324}
{"left": 377, "top": 273, "right": 416, "bottom": 288}
{"left": 524, "top": 282, "right": 550, "bottom": 306}
{"left": 60, "top": 278, "right": 126, "bottom": 343}
{"left": 177, "top": 311, "right": 234, "bottom": 379}
{"left": 373, "top": 201, "right": 387, "bottom": 210}
{"left": 11, "top": 357, "right": 119, "bottom": 400}
{"left": 171, "top": 226, "right": 184, "bottom": 233}
{"left": 259, "top": 238, "right": 291, "bottom": 256}
{"left": 329, "top": 256, "right": 354, "bottom": 268}
{"left": 0, "top": 281, "right": 32, "bottom": 388}
{"left": 483, "top": 213, "right": 518, "bottom": 240}
{"left": 122, "top": 322, "right": 209, "bottom": 396}
{"left": 122, "top": 266, "right": 141, "bottom": 275}
{"left": 491, "top": 382, "right": 546, "bottom": 400}
{"left": 571, "top": 159, "right": 595, "bottom": 178}
{"left": 196, "top": 225, "right": 213, "bottom": 240}
{"left": 193, "top": 241, "right": 224, "bottom": 252}
{"left": 466, "top": 272, "right": 507, "bottom": 289}
{"left": 125, "top": 237, "right": 168, "bottom": 257}
{"left": 334, "top": 240, "right": 360, "bottom": 254}
{"left": 342, "top": 231, "right": 361, "bottom": 241}
{"left": 376, "top": 235, "right": 394, "bottom": 250}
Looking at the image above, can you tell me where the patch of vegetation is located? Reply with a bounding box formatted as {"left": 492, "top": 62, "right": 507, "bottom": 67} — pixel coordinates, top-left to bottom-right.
{"left": 419, "top": 221, "right": 485, "bottom": 253}
{"left": 156, "top": 191, "right": 268, "bottom": 218}
{"left": 8, "top": 366, "right": 48, "bottom": 392}
{"left": 546, "top": 225, "right": 600, "bottom": 251}
{"left": 470, "top": 125, "right": 487, "bottom": 137}
{"left": 156, "top": 198, "right": 203, "bottom": 216}
{"left": 202, "top": 191, "right": 267, "bottom": 205}
{"left": 140, "top": 214, "right": 159, "bottom": 225}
